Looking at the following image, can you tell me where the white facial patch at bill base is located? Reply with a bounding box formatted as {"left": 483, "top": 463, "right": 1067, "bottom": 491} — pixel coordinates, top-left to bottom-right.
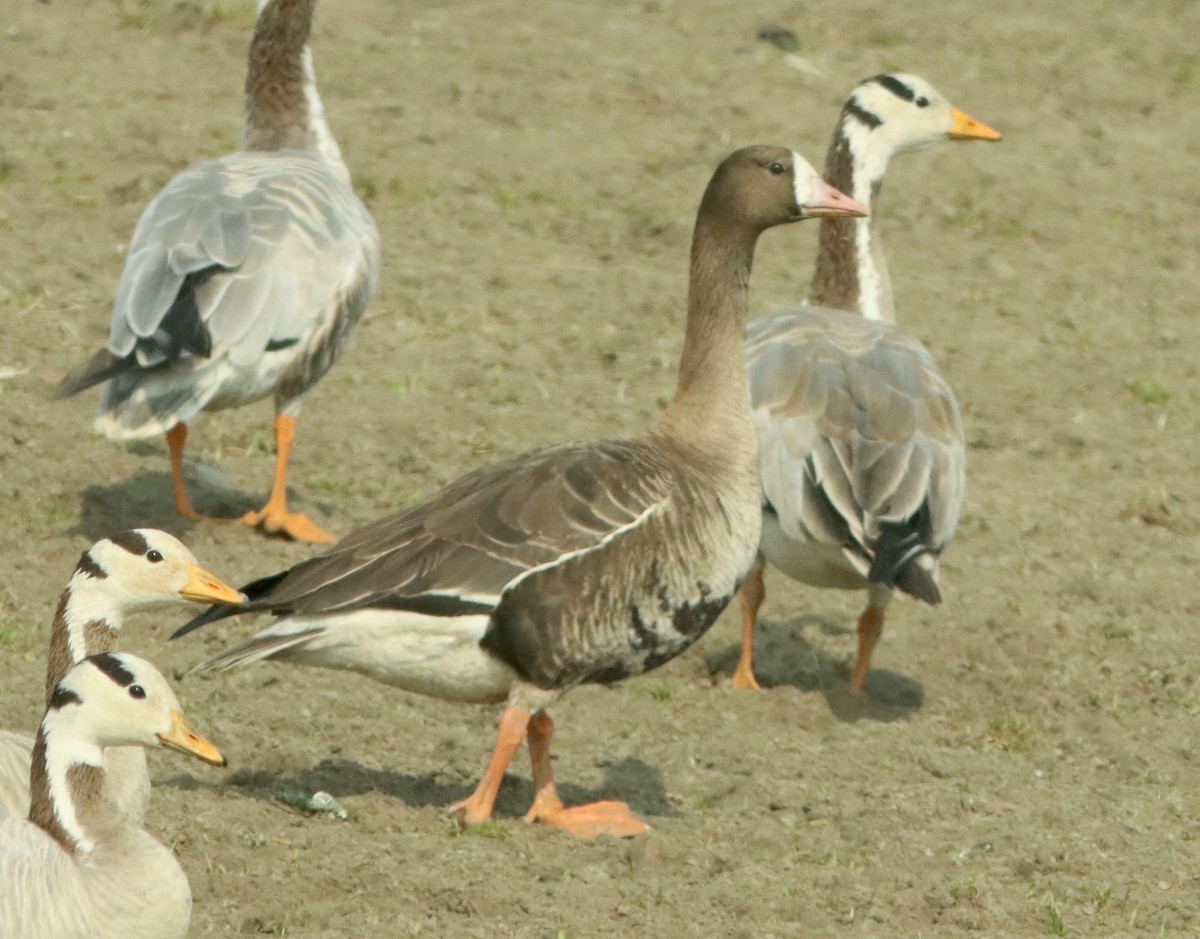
{"left": 790, "top": 151, "right": 823, "bottom": 207}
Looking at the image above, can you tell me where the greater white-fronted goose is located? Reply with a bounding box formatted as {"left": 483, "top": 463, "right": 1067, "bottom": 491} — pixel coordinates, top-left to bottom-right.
{"left": 56, "top": 0, "right": 381, "bottom": 544}
{"left": 0, "top": 653, "right": 225, "bottom": 939}
{"left": 0, "top": 530, "right": 240, "bottom": 820}
{"left": 731, "top": 74, "right": 1001, "bottom": 693}
{"left": 172, "top": 147, "right": 867, "bottom": 839}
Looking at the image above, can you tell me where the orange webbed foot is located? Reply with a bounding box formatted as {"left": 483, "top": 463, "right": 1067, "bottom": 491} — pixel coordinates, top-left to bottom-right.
{"left": 240, "top": 508, "right": 336, "bottom": 544}
{"left": 730, "top": 659, "right": 762, "bottom": 690}
{"left": 525, "top": 799, "right": 648, "bottom": 840}
{"left": 447, "top": 795, "right": 494, "bottom": 828}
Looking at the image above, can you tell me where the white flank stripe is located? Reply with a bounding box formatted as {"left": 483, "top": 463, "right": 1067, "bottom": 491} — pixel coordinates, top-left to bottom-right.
{"left": 503, "top": 499, "right": 666, "bottom": 595}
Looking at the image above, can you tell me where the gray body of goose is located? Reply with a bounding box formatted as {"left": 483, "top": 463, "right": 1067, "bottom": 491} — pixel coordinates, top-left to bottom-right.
{"left": 0, "top": 531, "right": 240, "bottom": 821}
{"left": 732, "top": 74, "right": 1001, "bottom": 693}
{"left": 173, "top": 147, "right": 867, "bottom": 839}
{"left": 56, "top": 0, "right": 382, "bottom": 544}
{"left": 0, "top": 653, "right": 225, "bottom": 939}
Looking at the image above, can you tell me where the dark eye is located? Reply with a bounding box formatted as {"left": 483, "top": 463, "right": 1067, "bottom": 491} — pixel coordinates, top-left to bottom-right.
{"left": 129, "top": 685, "right": 146, "bottom": 700}
{"left": 146, "top": 550, "right": 164, "bottom": 563}
{"left": 768, "top": 162, "right": 786, "bottom": 175}
{"left": 915, "top": 96, "right": 929, "bottom": 108}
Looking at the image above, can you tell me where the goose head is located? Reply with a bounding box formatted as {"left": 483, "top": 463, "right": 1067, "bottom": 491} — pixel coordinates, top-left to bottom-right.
{"left": 839, "top": 73, "right": 1001, "bottom": 164}
{"left": 46, "top": 652, "right": 226, "bottom": 766}
{"left": 704, "top": 146, "right": 869, "bottom": 232}
{"left": 79, "top": 530, "right": 244, "bottom": 612}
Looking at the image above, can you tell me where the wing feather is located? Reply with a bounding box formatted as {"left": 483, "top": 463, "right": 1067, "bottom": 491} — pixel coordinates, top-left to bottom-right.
{"left": 747, "top": 307, "right": 965, "bottom": 582}
{"left": 175, "top": 440, "right": 672, "bottom": 638}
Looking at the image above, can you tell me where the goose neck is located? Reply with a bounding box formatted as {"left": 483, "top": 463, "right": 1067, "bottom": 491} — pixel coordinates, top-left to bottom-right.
{"left": 242, "top": 0, "right": 348, "bottom": 180}
{"left": 27, "top": 719, "right": 109, "bottom": 857}
{"left": 807, "top": 124, "right": 895, "bottom": 322}
{"left": 44, "top": 572, "right": 122, "bottom": 707}
{"left": 658, "top": 214, "right": 757, "bottom": 446}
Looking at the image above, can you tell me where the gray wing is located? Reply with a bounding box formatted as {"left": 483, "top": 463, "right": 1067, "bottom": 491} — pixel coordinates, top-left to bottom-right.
{"left": 220, "top": 439, "right": 673, "bottom": 618}
{"left": 56, "top": 150, "right": 382, "bottom": 435}
{"left": 746, "top": 307, "right": 965, "bottom": 580}
{"left": 110, "top": 150, "right": 380, "bottom": 372}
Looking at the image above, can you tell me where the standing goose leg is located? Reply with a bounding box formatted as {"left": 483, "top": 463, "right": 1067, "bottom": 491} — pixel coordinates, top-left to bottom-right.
{"left": 731, "top": 563, "right": 766, "bottom": 690}
{"left": 166, "top": 422, "right": 207, "bottom": 522}
{"left": 523, "top": 711, "right": 646, "bottom": 839}
{"left": 850, "top": 585, "right": 892, "bottom": 695}
{"left": 449, "top": 705, "right": 531, "bottom": 825}
{"left": 240, "top": 414, "right": 335, "bottom": 544}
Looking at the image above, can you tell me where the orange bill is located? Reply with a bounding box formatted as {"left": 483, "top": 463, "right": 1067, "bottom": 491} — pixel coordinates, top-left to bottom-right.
{"left": 158, "top": 709, "right": 227, "bottom": 767}
{"left": 179, "top": 565, "right": 246, "bottom": 605}
{"left": 948, "top": 106, "right": 1002, "bottom": 141}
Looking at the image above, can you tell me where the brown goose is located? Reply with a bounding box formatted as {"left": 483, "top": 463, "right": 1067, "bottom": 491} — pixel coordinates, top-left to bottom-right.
{"left": 732, "top": 74, "right": 1001, "bottom": 693}
{"left": 55, "top": 0, "right": 382, "bottom": 544}
{"left": 0, "top": 530, "right": 241, "bottom": 820}
{"left": 0, "top": 654, "right": 225, "bottom": 939}
{"left": 172, "top": 146, "right": 867, "bottom": 839}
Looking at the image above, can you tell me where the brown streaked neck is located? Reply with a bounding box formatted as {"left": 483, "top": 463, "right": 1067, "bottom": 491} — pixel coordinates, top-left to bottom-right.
{"left": 43, "top": 572, "right": 121, "bottom": 707}
{"left": 27, "top": 725, "right": 111, "bottom": 857}
{"left": 806, "top": 123, "right": 894, "bottom": 322}
{"left": 242, "top": 0, "right": 347, "bottom": 177}
{"left": 657, "top": 210, "right": 759, "bottom": 448}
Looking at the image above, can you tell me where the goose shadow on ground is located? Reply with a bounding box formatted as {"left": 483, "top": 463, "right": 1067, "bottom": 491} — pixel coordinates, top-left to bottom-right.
{"left": 71, "top": 459, "right": 334, "bottom": 542}
{"left": 161, "top": 755, "right": 673, "bottom": 822}
{"left": 706, "top": 612, "right": 924, "bottom": 723}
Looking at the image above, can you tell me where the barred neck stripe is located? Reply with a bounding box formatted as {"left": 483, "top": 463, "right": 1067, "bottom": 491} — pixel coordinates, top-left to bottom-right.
{"left": 843, "top": 101, "right": 882, "bottom": 131}
{"left": 870, "top": 74, "right": 915, "bottom": 102}
{"left": 49, "top": 687, "right": 82, "bottom": 709}
{"left": 90, "top": 653, "right": 136, "bottom": 688}
{"left": 108, "top": 530, "right": 150, "bottom": 556}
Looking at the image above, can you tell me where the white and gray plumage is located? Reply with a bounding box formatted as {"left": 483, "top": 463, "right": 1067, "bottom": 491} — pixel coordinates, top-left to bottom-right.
{"left": 172, "top": 147, "right": 868, "bottom": 839}
{"left": 732, "top": 74, "right": 1001, "bottom": 693}
{"left": 56, "top": 0, "right": 381, "bottom": 544}
{"left": 0, "top": 531, "right": 240, "bottom": 821}
{"left": 0, "top": 653, "right": 225, "bottom": 939}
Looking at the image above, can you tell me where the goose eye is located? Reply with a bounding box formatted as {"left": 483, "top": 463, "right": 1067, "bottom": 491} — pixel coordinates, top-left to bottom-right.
{"left": 129, "top": 685, "right": 146, "bottom": 700}
{"left": 915, "top": 96, "right": 929, "bottom": 108}
{"left": 146, "top": 550, "right": 164, "bottom": 563}
{"left": 768, "top": 162, "right": 786, "bottom": 175}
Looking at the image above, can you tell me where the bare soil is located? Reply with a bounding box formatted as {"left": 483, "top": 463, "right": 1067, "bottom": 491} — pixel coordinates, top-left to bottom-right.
{"left": 2, "top": 0, "right": 1199, "bottom": 936}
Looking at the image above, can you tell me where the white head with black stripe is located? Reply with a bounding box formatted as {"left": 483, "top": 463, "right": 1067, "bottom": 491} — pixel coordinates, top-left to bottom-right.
{"left": 839, "top": 73, "right": 1001, "bottom": 165}
{"left": 72, "top": 529, "right": 244, "bottom": 614}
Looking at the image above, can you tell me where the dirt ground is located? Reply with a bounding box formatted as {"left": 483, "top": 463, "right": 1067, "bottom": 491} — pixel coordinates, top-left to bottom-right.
{"left": 2, "top": 0, "right": 1199, "bottom": 935}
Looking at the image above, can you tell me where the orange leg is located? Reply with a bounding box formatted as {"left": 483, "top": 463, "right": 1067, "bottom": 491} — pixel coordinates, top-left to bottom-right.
{"left": 731, "top": 565, "right": 765, "bottom": 690}
{"left": 850, "top": 602, "right": 885, "bottom": 695}
{"left": 239, "top": 414, "right": 335, "bottom": 543}
{"left": 166, "top": 423, "right": 207, "bottom": 522}
{"left": 522, "top": 711, "right": 647, "bottom": 839}
{"left": 449, "top": 706, "right": 531, "bottom": 826}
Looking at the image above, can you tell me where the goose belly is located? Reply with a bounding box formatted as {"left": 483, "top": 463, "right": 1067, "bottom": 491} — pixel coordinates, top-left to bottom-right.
{"left": 204, "top": 346, "right": 302, "bottom": 411}
{"left": 273, "top": 610, "right": 518, "bottom": 704}
{"left": 760, "top": 509, "right": 867, "bottom": 590}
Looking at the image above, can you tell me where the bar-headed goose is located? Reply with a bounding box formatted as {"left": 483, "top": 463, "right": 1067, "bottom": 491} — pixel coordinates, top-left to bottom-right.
{"left": 0, "top": 530, "right": 241, "bottom": 820}
{"left": 732, "top": 74, "right": 1001, "bottom": 693}
{"left": 0, "top": 653, "right": 225, "bottom": 939}
{"left": 56, "top": 0, "right": 382, "bottom": 544}
{"left": 172, "top": 147, "right": 867, "bottom": 839}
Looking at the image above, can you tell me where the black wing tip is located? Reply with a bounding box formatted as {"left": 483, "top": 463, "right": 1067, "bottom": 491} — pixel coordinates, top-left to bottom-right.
{"left": 170, "top": 604, "right": 238, "bottom": 640}
{"left": 895, "top": 564, "right": 941, "bottom": 606}
{"left": 54, "top": 348, "right": 129, "bottom": 399}
{"left": 170, "top": 569, "right": 296, "bottom": 640}
{"left": 867, "top": 520, "right": 942, "bottom": 606}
